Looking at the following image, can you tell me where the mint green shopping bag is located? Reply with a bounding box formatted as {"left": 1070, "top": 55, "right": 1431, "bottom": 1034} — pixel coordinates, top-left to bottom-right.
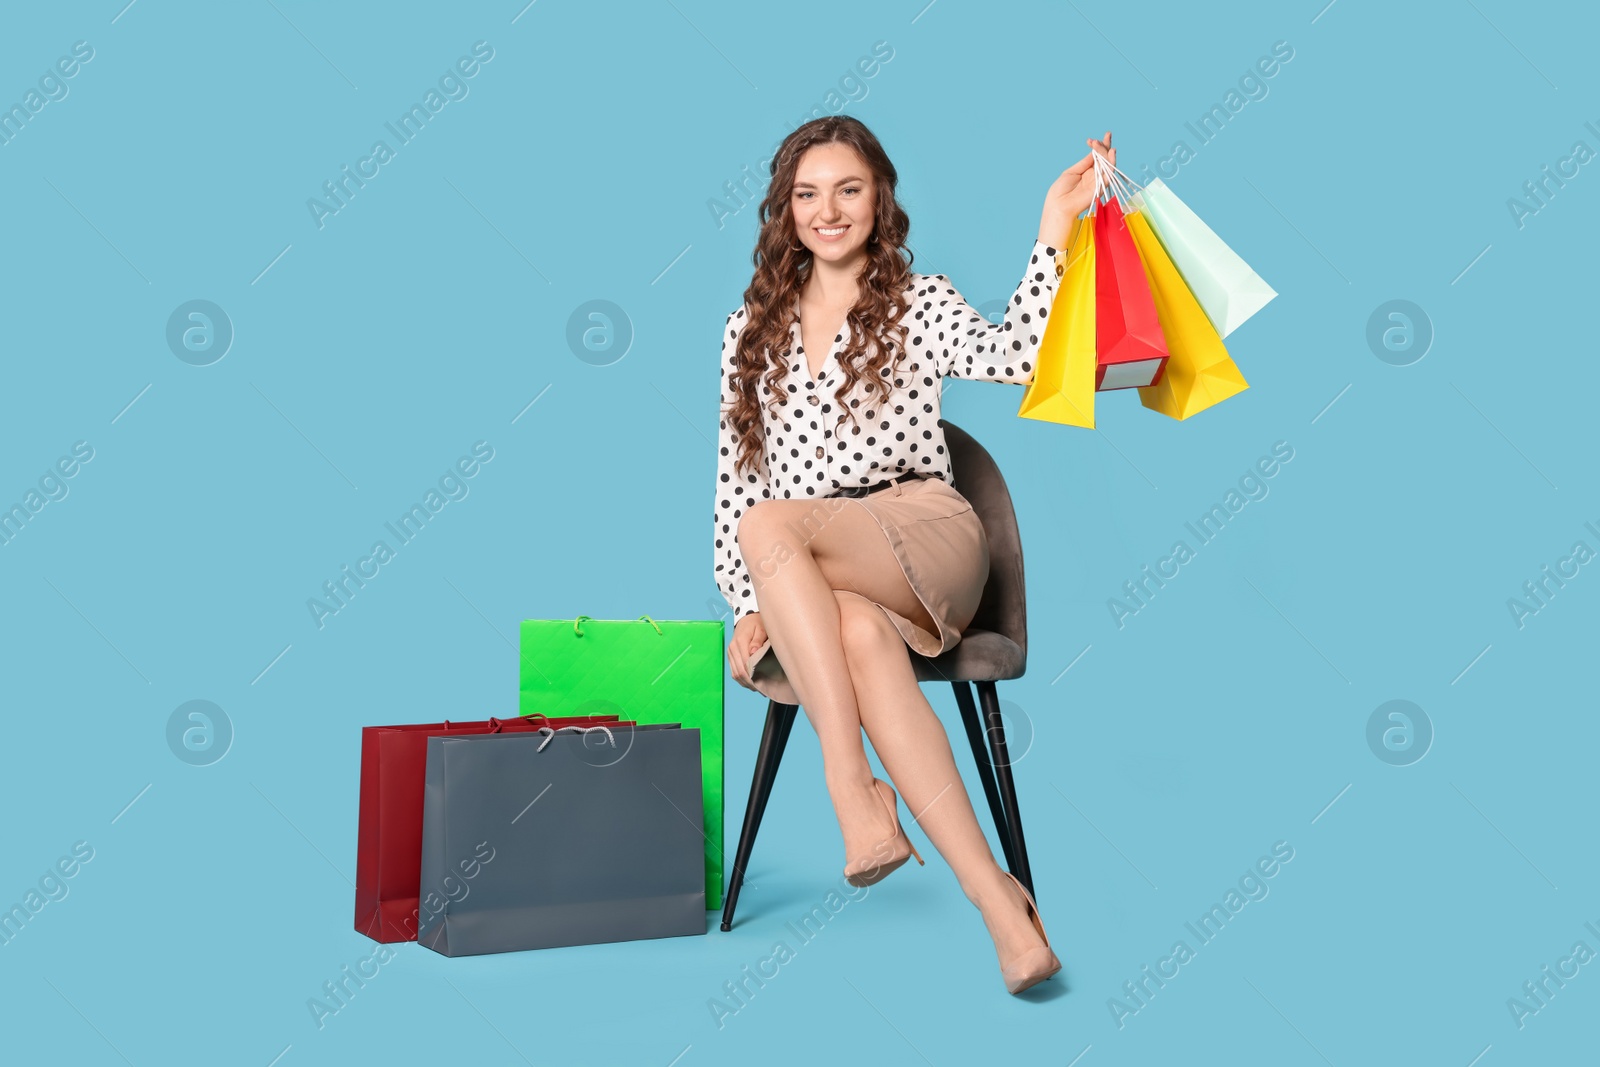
{"left": 1127, "top": 176, "right": 1277, "bottom": 338}
{"left": 518, "top": 615, "right": 724, "bottom": 910}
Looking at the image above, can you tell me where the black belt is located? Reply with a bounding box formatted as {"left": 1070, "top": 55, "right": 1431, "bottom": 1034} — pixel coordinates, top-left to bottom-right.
{"left": 834, "top": 471, "right": 924, "bottom": 499}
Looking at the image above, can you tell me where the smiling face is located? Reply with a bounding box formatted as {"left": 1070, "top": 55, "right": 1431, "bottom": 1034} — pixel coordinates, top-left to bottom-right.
{"left": 791, "top": 141, "right": 877, "bottom": 268}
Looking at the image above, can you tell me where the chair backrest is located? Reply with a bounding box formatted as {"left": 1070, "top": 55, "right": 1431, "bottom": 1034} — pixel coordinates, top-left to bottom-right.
{"left": 941, "top": 419, "right": 1027, "bottom": 659}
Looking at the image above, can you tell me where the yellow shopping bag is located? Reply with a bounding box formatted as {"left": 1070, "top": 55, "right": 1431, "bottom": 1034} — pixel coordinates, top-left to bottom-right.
{"left": 1018, "top": 213, "right": 1096, "bottom": 428}
{"left": 1124, "top": 209, "right": 1249, "bottom": 420}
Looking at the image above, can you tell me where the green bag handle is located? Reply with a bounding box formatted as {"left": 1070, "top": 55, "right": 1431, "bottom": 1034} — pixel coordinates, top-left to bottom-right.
{"left": 572, "top": 615, "right": 664, "bottom": 637}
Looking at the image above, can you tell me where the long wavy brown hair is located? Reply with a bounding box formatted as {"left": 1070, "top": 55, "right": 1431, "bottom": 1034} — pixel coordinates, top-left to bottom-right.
{"left": 726, "top": 116, "right": 915, "bottom": 479}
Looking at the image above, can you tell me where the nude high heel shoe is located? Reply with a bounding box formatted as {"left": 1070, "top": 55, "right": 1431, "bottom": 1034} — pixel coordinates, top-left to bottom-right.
{"left": 842, "top": 778, "right": 925, "bottom": 887}
{"left": 997, "top": 871, "right": 1062, "bottom": 995}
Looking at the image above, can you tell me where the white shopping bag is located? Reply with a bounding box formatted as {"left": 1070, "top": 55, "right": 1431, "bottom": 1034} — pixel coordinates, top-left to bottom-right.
{"left": 1127, "top": 177, "right": 1277, "bottom": 338}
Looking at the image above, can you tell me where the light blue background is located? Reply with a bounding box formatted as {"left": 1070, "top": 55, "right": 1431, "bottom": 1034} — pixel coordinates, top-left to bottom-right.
{"left": 1, "top": 1, "right": 1594, "bottom": 1063}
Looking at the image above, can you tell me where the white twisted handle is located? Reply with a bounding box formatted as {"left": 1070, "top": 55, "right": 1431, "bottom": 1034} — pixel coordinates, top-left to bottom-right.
{"left": 535, "top": 723, "right": 617, "bottom": 752}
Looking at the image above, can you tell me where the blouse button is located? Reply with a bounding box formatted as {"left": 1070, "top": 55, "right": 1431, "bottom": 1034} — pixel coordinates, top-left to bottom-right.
{"left": 814, "top": 445, "right": 824, "bottom": 459}
{"left": 1055, "top": 261, "right": 1065, "bottom": 278}
{"left": 807, "top": 394, "right": 819, "bottom": 406}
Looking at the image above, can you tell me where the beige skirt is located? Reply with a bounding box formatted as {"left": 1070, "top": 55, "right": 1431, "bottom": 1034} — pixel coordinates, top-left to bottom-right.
{"left": 744, "top": 473, "right": 991, "bottom": 706}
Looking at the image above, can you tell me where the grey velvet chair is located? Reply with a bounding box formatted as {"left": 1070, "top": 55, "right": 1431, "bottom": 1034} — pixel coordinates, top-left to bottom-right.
{"left": 719, "top": 419, "right": 1036, "bottom": 931}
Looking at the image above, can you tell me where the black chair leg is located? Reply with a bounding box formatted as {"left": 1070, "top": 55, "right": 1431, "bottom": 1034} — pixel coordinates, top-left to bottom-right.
{"left": 976, "top": 680, "right": 1036, "bottom": 901}
{"left": 720, "top": 700, "right": 798, "bottom": 932}
{"left": 951, "top": 681, "right": 1016, "bottom": 875}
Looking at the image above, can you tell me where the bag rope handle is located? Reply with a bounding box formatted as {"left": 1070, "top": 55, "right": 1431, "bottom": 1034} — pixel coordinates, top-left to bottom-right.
{"left": 1092, "top": 149, "right": 1135, "bottom": 214}
{"left": 535, "top": 723, "right": 617, "bottom": 752}
{"left": 1094, "top": 149, "right": 1145, "bottom": 204}
{"left": 572, "top": 615, "right": 664, "bottom": 637}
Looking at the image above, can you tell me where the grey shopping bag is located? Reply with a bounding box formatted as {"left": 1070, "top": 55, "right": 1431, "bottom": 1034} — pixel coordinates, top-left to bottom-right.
{"left": 416, "top": 723, "right": 706, "bottom": 956}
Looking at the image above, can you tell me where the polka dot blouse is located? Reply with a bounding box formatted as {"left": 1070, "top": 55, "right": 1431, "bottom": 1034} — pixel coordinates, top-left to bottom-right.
{"left": 714, "top": 238, "right": 1065, "bottom": 624}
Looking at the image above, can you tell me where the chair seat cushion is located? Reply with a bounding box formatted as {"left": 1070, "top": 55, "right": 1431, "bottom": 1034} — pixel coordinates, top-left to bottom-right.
{"left": 913, "top": 629, "right": 1026, "bottom": 684}
{"left": 746, "top": 627, "right": 1024, "bottom": 706}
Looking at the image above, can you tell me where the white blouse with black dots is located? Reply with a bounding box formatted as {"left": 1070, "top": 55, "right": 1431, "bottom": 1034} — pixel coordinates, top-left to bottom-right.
{"left": 714, "top": 238, "right": 1065, "bottom": 625}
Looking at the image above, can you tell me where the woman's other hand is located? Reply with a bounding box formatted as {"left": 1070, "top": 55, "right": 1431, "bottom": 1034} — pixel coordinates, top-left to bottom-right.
{"left": 1039, "top": 131, "right": 1115, "bottom": 249}
{"left": 727, "top": 611, "right": 768, "bottom": 691}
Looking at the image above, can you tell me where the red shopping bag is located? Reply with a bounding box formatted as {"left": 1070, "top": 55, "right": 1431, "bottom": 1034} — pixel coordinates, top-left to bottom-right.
{"left": 1093, "top": 196, "right": 1170, "bottom": 391}
{"left": 354, "top": 712, "right": 631, "bottom": 943}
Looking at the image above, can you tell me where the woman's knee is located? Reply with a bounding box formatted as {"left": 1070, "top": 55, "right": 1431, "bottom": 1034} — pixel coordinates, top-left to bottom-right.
{"left": 735, "top": 500, "right": 793, "bottom": 553}
{"left": 736, "top": 503, "right": 807, "bottom": 587}
{"left": 835, "top": 592, "right": 902, "bottom": 657}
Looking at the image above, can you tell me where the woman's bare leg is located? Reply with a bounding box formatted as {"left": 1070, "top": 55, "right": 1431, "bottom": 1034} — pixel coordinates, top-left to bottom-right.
{"left": 735, "top": 496, "right": 1045, "bottom": 967}
{"left": 832, "top": 590, "right": 1047, "bottom": 969}
{"left": 735, "top": 496, "right": 930, "bottom": 869}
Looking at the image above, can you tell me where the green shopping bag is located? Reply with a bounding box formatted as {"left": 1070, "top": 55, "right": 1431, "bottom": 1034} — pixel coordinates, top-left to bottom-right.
{"left": 518, "top": 614, "right": 724, "bottom": 910}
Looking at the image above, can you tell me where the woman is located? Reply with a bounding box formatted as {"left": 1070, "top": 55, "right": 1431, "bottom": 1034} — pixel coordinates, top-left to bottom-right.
{"left": 713, "top": 115, "right": 1113, "bottom": 995}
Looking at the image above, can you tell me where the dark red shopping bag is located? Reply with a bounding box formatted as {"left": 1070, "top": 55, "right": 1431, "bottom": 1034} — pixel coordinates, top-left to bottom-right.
{"left": 354, "top": 713, "right": 632, "bottom": 942}
{"left": 1094, "top": 196, "right": 1170, "bottom": 391}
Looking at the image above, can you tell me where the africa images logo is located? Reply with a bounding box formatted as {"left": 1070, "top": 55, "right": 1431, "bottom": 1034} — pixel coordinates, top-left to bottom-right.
{"left": 306, "top": 41, "right": 495, "bottom": 230}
